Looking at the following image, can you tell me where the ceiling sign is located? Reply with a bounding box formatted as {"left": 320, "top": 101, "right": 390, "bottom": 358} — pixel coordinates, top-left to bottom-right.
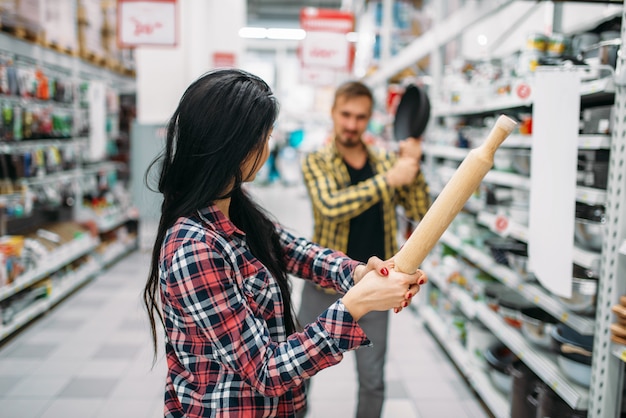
{"left": 299, "top": 8, "right": 355, "bottom": 72}
{"left": 117, "top": 0, "right": 178, "bottom": 47}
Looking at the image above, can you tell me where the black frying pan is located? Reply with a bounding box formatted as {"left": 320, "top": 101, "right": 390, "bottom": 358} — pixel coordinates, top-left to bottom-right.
{"left": 393, "top": 84, "right": 431, "bottom": 140}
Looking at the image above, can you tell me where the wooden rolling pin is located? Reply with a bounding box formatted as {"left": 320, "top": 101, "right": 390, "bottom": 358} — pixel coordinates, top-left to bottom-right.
{"left": 394, "top": 114, "right": 518, "bottom": 274}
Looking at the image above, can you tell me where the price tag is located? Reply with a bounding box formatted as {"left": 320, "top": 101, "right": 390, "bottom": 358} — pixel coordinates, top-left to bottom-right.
{"left": 561, "top": 312, "right": 569, "bottom": 322}
{"left": 534, "top": 296, "right": 540, "bottom": 304}
{"left": 494, "top": 214, "right": 510, "bottom": 236}
{"left": 621, "top": 350, "right": 626, "bottom": 362}
{"left": 516, "top": 83, "right": 532, "bottom": 99}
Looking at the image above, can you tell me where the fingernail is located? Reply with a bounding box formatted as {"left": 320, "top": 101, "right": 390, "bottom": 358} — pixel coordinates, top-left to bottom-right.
{"left": 394, "top": 308, "right": 399, "bottom": 314}
{"left": 381, "top": 267, "right": 389, "bottom": 276}
{"left": 402, "top": 301, "right": 408, "bottom": 308}
{"left": 407, "top": 292, "right": 413, "bottom": 299}
{"left": 419, "top": 279, "right": 425, "bottom": 285}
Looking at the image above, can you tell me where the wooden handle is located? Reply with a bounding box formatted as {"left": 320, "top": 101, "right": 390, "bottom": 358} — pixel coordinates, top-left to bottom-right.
{"left": 394, "top": 115, "right": 517, "bottom": 274}
{"left": 561, "top": 343, "right": 592, "bottom": 357}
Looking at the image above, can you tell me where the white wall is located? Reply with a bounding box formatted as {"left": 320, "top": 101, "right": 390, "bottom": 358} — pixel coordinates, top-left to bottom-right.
{"left": 136, "top": 0, "right": 245, "bottom": 125}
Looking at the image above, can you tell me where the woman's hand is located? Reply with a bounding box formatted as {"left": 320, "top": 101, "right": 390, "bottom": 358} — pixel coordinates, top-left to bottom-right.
{"left": 352, "top": 256, "right": 393, "bottom": 285}
{"left": 343, "top": 265, "right": 427, "bottom": 321}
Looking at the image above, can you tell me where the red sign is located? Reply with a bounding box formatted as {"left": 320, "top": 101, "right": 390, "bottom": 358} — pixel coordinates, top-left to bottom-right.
{"left": 117, "top": 0, "right": 178, "bottom": 48}
{"left": 213, "top": 52, "right": 237, "bottom": 68}
{"left": 299, "top": 8, "right": 355, "bottom": 72}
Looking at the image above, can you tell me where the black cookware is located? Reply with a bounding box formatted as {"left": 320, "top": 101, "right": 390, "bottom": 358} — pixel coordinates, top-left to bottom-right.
{"left": 393, "top": 84, "right": 431, "bottom": 140}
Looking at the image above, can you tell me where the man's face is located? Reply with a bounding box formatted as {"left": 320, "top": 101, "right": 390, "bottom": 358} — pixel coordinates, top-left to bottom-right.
{"left": 331, "top": 95, "right": 372, "bottom": 148}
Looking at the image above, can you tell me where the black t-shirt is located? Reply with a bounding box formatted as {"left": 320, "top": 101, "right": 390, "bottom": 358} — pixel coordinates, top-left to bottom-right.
{"left": 345, "top": 159, "right": 385, "bottom": 263}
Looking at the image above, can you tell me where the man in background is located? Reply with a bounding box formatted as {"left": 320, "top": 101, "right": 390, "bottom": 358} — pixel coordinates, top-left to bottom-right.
{"left": 298, "top": 80, "right": 431, "bottom": 418}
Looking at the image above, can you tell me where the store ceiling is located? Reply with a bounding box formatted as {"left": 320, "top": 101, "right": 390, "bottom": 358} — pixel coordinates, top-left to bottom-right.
{"left": 247, "top": 0, "right": 344, "bottom": 26}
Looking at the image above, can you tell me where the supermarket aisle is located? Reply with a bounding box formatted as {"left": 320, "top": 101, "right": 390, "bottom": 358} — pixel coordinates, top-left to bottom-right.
{"left": 0, "top": 183, "right": 490, "bottom": 418}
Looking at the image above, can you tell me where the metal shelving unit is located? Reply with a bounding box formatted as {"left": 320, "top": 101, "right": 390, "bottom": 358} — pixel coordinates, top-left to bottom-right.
{"left": 362, "top": 1, "right": 626, "bottom": 416}
{"left": 0, "top": 28, "right": 138, "bottom": 346}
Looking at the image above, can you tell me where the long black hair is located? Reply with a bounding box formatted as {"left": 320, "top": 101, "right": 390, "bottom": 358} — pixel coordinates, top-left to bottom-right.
{"left": 143, "top": 69, "right": 297, "bottom": 359}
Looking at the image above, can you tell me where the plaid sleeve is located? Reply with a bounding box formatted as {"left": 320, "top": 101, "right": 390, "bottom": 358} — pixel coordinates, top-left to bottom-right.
{"left": 165, "top": 238, "right": 367, "bottom": 398}
{"left": 276, "top": 225, "right": 359, "bottom": 294}
{"left": 302, "top": 151, "right": 391, "bottom": 223}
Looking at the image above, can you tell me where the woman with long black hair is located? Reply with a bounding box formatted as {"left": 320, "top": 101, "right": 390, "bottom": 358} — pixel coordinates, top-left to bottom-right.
{"left": 143, "top": 68, "right": 426, "bottom": 418}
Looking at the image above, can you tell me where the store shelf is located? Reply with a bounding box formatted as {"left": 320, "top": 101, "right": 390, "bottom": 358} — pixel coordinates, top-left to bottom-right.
{"left": 421, "top": 306, "right": 510, "bottom": 418}
{"left": 501, "top": 134, "right": 533, "bottom": 148}
{"left": 0, "top": 234, "right": 99, "bottom": 303}
{"left": 439, "top": 166, "right": 531, "bottom": 189}
{"left": 611, "top": 343, "right": 626, "bottom": 363}
{"left": 433, "top": 94, "right": 533, "bottom": 117}
{"left": 48, "top": 259, "right": 100, "bottom": 306}
{"left": 0, "top": 297, "right": 49, "bottom": 340}
{"left": 580, "top": 75, "right": 615, "bottom": 107}
{"left": 477, "top": 211, "right": 529, "bottom": 242}
{"left": 440, "top": 231, "right": 596, "bottom": 335}
{"left": 483, "top": 170, "right": 531, "bottom": 189}
{"left": 423, "top": 144, "right": 469, "bottom": 161}
{"left": 18, "top": 169, "right": 83, "bottom": 186}
{"left": 425, "top": 134, "right": 605, "bottom": 162}
{"left": 98, "top": 236, "right": 138, "bottom": 267}
{"left": 0, "top": 138, "right": 87, "bottom": 153}
{"left": 572, "top": 245, "right": 602, "bottom": 272}
{"left": 578, "top": 134, "right": 611, "bottom": 150}
{"left": 576, "top": 186, "right": 607, "bottom": 206}
{"left": 427, "top": 266, "right": 477, "bottom": 319}
{"left": 475, "top": 303, "right": 590, "bottom": 410}
{"left": 78, "top": 205, "right": 136, "bottom": 233}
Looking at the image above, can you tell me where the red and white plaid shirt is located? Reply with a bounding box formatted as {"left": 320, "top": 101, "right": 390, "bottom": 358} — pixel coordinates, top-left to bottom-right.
{"left": 159, "top": 204, "right": 370, "bottom": 417}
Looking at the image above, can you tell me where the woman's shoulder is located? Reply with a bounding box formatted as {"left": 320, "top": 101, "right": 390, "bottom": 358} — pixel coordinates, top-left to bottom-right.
{"left": 165, "top": 216, "right": 230, "bottom": 253}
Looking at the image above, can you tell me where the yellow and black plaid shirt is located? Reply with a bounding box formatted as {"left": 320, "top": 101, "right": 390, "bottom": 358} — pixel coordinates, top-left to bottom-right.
{"left": 301, "top": 141, "right": 431, "bottom": 260}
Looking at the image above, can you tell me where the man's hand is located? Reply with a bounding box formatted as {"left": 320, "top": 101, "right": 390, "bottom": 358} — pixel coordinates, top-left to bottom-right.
{"left": 398, "top": 136, "right": 423, "bottom": 161}
{"left": 385, "top": 157, "right": 419, "bottom": 188}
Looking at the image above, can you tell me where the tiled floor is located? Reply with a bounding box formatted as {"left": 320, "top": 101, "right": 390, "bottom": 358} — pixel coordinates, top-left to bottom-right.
{"left": 0, "top": 183, "right": 491, "bottom": 418}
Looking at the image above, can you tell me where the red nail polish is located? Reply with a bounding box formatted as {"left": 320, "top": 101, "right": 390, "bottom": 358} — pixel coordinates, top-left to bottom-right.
{"left": 381, "top": 267, "right": 389, "bottom": 276}
{"left": 419, "top": 279, "right": 425, "bottom": 285}
{"left": 402, "top": 301, "right": 408, "bottom": 308}
{"left": 407, "top": 293, "right": 413, "bottom": 299}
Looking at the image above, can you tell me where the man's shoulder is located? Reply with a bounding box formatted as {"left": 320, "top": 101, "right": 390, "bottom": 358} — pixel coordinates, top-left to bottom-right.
{"left": 304, "top": 144, "right": 334, "bottom": 160}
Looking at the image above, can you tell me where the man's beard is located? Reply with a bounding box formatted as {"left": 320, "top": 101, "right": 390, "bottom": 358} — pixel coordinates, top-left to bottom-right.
{"left": 337, "top": 132, "right": 361, "bottom": 148}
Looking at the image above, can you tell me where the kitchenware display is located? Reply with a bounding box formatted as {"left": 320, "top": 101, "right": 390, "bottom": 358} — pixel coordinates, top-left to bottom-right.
{"left": 510, "top": 363, "right": 542, "bottom": 418}
{"left": 484, "top": 236, "right": 527, "bottom": 267}
{"left": 484, "top": 342, "right": 519, "bottom": 394}
{"left": 574, "top": 202, "right": 605, "bottom": 251}
{"left": 497, "top": 289, "right": 533, "bottom": 329}
{"left": 519, "top": 306, "right": 558, "bottom": 348}
{"left": 393, "top": 83, "right": 431, "bottom": 140}
{"left": 581, "top": 105, "right": 613, "bottom": 135}
{"left": 493, "top": 148, "right": 515, "bottom": 172}
{"left": 551, "top": 323, "right": 593, "bottom": 387}
{"left": 393, "top": 115, "right": 517, "bottom": 274}
{"left": 577, "top": 149, "right": 609, "bottom": 189}
{"left": 466, "top": 319, "right": 499, "bottom": 370}
{"left": 537, "top": 384, "right": 589, "bottom": 417}
{"left": 558, "top": 264, "right": 598, "bottom": 315}
{"left": 511, "top": 149, "right": 531, "bottom": 176}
